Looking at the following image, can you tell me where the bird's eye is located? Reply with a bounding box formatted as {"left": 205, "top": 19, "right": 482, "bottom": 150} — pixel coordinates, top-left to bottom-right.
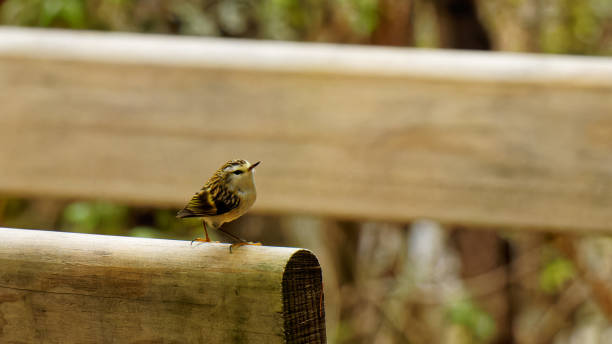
{"left": 233, "top": 170, "right": 244, "bottom": 175}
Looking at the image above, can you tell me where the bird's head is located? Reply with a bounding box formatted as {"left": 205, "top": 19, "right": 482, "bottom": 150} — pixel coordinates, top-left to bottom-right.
{"left": 219, "top": 159, "right": 260, "bottom": 192}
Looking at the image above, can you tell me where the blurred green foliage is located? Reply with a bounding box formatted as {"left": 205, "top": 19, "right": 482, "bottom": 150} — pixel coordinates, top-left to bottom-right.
{"left": 127, "top": 225, "right": 166, "bottom": 238}
{"left": 59, "top": 200, "right": 199, "bottom": 239}
{"left": 539, "top": 257, "right": 576, "bottom": 293}
{"left": 62, "top": 201, "right": 128, "bottom": 234}
{"left": 447, "top": 299, "right": 497, "bottom": 342}
{"left": 539, "top": 0, "right": 612, "bottom": 54}
{"left": 2, "top": 0, "right": 86, "bottom": 28}
{"left": 0, "top": 198, "right": 28, "bottom": 217}
{"left": 2, "top": 0, "right": 610, "bottom": 54}
{"left": 0, "top": 197, "right": 201, "bottom": 240}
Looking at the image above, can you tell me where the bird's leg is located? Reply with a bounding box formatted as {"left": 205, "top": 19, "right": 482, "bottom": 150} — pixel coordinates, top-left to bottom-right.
{"left": 191, "top": 219, "right": 212, "bottom": 245}
{"left": 217, "top": 227, "right": 244, "bottom": 242}
{"left": 217, "top": 227, "right": 261, "bottom": 253}
{"left": 203, "top": 219, "right": 211, "bottom": 242}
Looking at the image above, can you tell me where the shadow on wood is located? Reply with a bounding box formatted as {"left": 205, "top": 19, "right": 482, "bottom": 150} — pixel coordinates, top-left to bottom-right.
{"left": 0, "top": 228, "right": 325, "bottom": 344}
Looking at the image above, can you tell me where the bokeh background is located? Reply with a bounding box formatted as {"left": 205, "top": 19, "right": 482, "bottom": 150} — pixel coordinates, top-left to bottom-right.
{"left": 2, "top": 1, "right": 612, "bottom": 343}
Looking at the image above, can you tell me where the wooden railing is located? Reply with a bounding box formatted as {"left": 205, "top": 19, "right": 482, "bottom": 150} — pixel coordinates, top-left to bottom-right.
{"left": 0, "top": 227, "right": 325, "bottom": 343}
{"left": 2, "top": 28, "right": 612, "bottom": 232}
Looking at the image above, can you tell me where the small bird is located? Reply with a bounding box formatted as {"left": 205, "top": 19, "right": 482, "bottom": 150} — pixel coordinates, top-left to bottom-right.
{"left": 177, "top": 159, "right": 261, "bottom": 252}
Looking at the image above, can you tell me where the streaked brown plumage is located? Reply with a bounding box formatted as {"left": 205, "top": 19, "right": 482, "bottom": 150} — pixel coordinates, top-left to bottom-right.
{"left": 177, "top": 159, "right": 260, "bottom": 252}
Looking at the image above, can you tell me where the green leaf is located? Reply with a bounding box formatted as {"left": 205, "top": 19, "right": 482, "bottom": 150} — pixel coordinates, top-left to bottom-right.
{"left": 539, "top": 257, "right": 575, "bottom": 294}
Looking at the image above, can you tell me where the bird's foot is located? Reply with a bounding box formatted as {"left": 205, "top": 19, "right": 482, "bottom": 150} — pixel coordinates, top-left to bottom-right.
{"left": 229, "top": 242, "right": 262, "bottom": 253}
{"left": 190, "top": 238, "right": 220, "bottom": 246}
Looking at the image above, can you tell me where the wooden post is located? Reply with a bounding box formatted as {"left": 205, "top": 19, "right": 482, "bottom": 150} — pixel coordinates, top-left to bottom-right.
{"left": 0, "top": 228, "right": 326, "bottom": 343}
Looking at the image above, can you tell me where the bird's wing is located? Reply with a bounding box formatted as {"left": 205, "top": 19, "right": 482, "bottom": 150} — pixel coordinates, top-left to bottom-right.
{"left": 176, "top": 188, "right": 239, "bottom": 218}
{"left": 176, "top": 189, "right": 219, "bottom": 218}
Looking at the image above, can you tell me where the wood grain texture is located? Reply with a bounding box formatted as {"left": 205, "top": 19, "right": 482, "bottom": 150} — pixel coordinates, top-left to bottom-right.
{"left": 0, "top": 228, "right": 325, "bottom": 344}
{"left": 0, "top": 28, "right": 612, "bottom": 232}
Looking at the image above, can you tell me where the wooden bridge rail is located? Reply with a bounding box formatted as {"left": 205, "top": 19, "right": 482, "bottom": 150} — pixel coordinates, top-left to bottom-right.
{"left": 0, "top": 227, "right": 325, "bottom": 343}
{"left": 1, "top": 28, "right": 612, "bottom": 231}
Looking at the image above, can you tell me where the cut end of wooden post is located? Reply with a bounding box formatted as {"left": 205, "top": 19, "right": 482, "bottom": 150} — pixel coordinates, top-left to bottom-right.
{"left": 282, "top": 250, "right": 326, "bottom": 344}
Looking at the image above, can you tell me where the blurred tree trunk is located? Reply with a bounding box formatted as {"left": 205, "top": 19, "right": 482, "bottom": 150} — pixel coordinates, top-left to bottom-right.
{"left": 454, "top": 228, "right": 512, "bottom": 344}
{"left": 371, "top": 0, "right": 414, "bottom": 46}
{"left": 434, "top": 1, "right": 510, "bottom": 342}
{"left": 326, "top": 221, "right": 360, "bottom": 287}
{"left": 433, "top": 0, "right": 491, "bottom": 49}
{"left": 524, "top": 0, "right": 542, "bottom": 52}
{"left": 324, "top": 220, "right": 361, "bottom": 343}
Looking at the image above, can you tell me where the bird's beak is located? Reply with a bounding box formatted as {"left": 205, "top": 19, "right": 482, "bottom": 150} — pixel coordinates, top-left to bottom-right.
{"left": 248, "top": 161, "right": 261, "bottom": 171}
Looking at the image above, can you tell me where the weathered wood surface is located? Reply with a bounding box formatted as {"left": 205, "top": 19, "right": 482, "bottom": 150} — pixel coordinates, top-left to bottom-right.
{"left": 0, "top": 227, "right": 325, "bottom": 344}
{"left": 1, "top": 28, "right": 612, "bottom": 232}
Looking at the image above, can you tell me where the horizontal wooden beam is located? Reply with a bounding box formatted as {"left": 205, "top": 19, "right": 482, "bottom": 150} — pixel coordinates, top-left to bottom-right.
{"left": 0, "top": 28, "right": 611, "bottom": 232}
{"left": 0, "top": 228, "right": 325, "bottom": 343}
{"left": 1, "top": 27, "right": 611, "bottom": 86}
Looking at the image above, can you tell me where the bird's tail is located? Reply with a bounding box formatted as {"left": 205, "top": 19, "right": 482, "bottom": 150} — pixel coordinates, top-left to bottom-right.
{"left": 176, "top": 208, "right": 197, "bottom": 218}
